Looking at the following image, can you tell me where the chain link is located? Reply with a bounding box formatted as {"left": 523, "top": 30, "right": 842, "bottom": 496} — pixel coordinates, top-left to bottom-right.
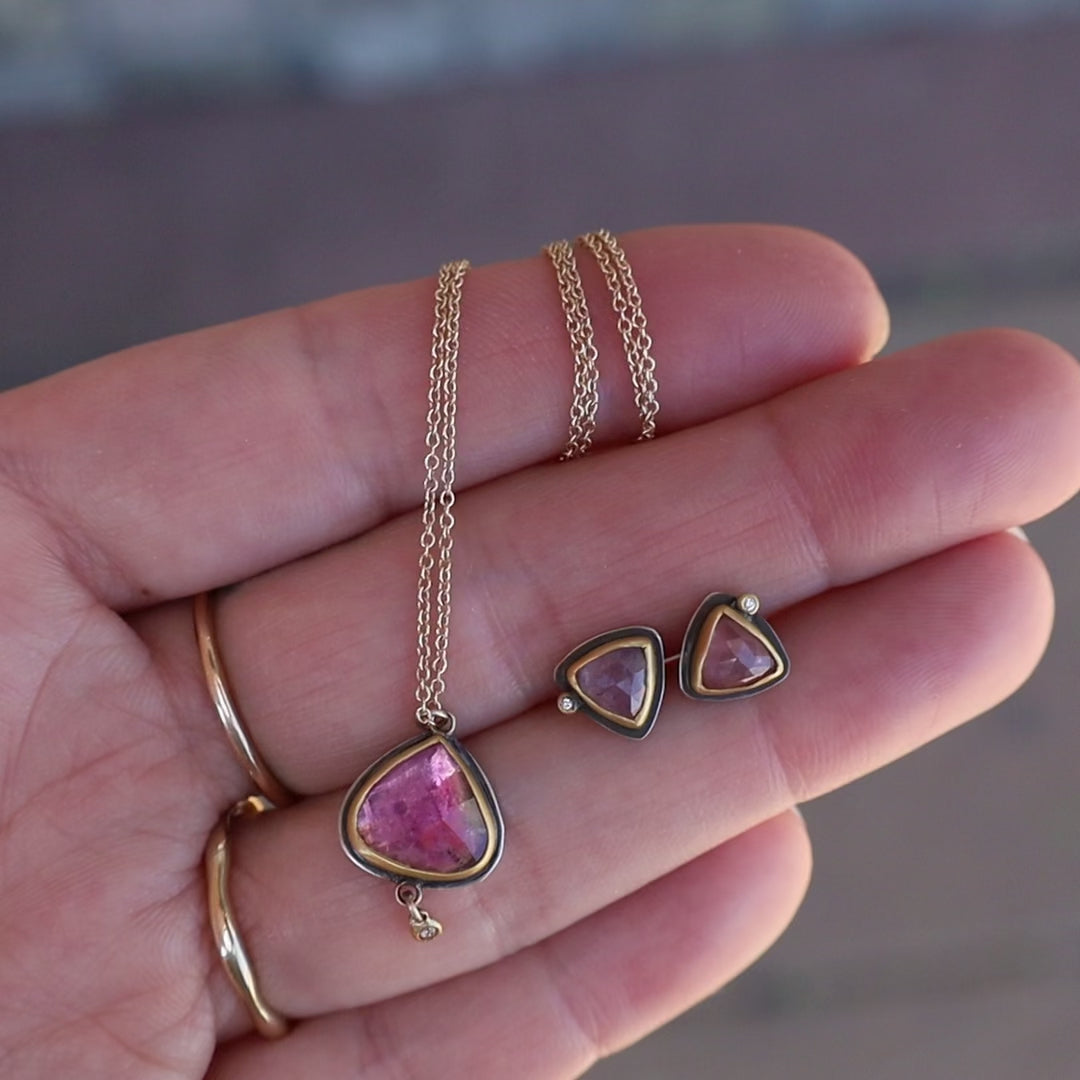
{"left": 578, "top": 229, "right": 660, "bottom": 441}
{"left": 415, "top": 260, "right": 469, "bottom": 727}
{"left": 543, "top": 239, "right": 601, "bottom": 460}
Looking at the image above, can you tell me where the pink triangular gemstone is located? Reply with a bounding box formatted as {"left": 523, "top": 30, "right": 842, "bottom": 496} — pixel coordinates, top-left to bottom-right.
{"left": 576, "top": 646, "right": 648, "bottom": 720}
{"left": 701, "top": 615, "right": 777, "bottom": 690}
{"left": 356, "top": 744, "right": 488, "bottom": 873}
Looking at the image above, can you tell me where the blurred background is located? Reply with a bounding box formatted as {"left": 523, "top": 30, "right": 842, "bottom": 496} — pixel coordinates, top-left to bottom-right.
{"left": 2, "top": 2, "right": 1078, "bottom": 1077}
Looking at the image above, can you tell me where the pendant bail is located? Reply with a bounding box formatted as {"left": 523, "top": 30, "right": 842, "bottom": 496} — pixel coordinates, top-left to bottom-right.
{"left": 416, "top": 707, "right": 457, "bottom": 736}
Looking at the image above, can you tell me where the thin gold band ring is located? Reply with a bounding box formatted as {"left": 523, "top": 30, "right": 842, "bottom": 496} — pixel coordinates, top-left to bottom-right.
{"left": 205, "top": 794, "right": 291, "bottom": 1039}
{"left": 194, "top": 591, "right": 295, "bottom": 809}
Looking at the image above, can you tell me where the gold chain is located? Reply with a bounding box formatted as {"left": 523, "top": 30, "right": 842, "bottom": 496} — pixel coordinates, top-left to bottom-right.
{"left": 416, "top": 236, "right": 654, "bottom": 719}
{"left": 577, "top": 229, "right": 660, "bottom": 442}
{"left": 543, "top": 239, "right": 601, "bottom": 460}
{"left": 415, "top": 260, "right": 469, "bottom": 729}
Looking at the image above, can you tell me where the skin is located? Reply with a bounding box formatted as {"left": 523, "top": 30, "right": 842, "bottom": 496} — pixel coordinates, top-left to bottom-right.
{"left": 0, "top": 224, "right": 1077, "bottom": 1079}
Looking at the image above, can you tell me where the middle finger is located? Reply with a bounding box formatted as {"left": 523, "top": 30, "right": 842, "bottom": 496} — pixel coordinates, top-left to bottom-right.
{"left": 145, "top": 327, "right": 1077, "bottom": 795}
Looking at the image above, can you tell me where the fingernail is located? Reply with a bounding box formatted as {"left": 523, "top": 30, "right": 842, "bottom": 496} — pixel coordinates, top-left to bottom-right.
{"left": 1007, "top": 525, "right": 1031, "bottom": 543}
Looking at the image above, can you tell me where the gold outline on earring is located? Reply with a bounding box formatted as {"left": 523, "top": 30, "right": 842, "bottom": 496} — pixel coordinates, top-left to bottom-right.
{"left": 565, "top": 634, "right": 661, "bottom": 733}
{"left": 554, "top": 625, "right": 665, "bottom": 739}
{"left": 683, "top": 597, "right": 788, "bottom": 699}
{"left": 340, "top": 732, "right": 503, "bottom": 885}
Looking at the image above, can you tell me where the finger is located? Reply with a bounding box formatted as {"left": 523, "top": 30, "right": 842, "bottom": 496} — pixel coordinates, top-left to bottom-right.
{"left": 0, "top": 226, "right": 886, "bottom": 609}
{"left": 213, "top": 533, "right": 1050, "bottom": 1024}
{"left": 209, "top": 811, "right": 810, "bottom": 1077}
{"left": 147, "top": 327, "right": 1080, "bottom": 795}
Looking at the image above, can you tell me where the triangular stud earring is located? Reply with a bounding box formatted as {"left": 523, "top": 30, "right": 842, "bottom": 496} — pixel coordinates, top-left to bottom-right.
{"left": 554, "top": 626, "right": 665, "bottom": 739}
{"left": 678, "top": 593, "right": 789, "bottom": 700}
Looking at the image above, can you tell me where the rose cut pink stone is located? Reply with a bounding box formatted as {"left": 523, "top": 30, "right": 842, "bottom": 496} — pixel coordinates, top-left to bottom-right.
{"left": 576, "top": 646, "right": 648, "bottom": 720}
{"left": 356, "top": 743, "right": 488, "bottom": 874}
{"left": 701, "top": 616, "right": 777, "bottom": 690}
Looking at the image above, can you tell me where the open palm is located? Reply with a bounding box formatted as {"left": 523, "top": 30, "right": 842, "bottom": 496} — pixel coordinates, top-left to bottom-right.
{"left": 1, "top": 226, "right": 1077, "bottom": 1079}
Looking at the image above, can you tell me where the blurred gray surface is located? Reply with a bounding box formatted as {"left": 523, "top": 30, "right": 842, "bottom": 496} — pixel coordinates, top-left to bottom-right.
{"left": 3, "top": 0, "right": 1078, "bottom": 120}
{"left": 4, "top": 21, "right": 1080, "bottom": 388}
{"left": 0, "top": 18, "right": 1078, "bottom": 1080}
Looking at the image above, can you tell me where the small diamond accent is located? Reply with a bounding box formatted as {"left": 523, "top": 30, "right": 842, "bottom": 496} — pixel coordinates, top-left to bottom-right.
{"left": 557, "top": 694, "right": 579, "bottom": 713}
{"left": 738, "top": 594, "right": 760, "bottom": 615}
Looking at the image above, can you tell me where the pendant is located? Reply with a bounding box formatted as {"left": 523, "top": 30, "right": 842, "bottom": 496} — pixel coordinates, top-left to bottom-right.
{"left": 340, "top": 728, "right": 504, "bottom": 939}
{"left": 678, "top": 593, "right": 789, "bottom": 700}
{"left": 554, "top": 626, "right": 665, "bottom": 739}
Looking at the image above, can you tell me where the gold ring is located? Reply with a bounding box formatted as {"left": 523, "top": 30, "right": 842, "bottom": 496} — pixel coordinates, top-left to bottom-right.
{"left": 206, "top": 794, "right": 291, "bottom": 1038}
{"left": 194, "top": 592, "right": 294, "bottom": 808}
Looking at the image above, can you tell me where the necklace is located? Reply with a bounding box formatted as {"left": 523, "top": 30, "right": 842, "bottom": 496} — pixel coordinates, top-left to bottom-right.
{"left": 340, "top": 261, "right": 504, "bottom": 941}
{"left": 545, "top": 228, "right": 659, "bottom": 458}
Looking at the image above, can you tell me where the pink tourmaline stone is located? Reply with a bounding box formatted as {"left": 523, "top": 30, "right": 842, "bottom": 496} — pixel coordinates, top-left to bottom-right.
{"left": 701, "top": 616, "right": 777, "bottom": 689}
{"left": 577, "top": 646, "right": 648, "bottom": 719}
{"left": 356, "top": 744, "right": 488, "bottom": 873}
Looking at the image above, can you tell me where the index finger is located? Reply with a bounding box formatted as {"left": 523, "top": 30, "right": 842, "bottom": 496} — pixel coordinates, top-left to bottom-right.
{"left": 0, "top": 225, "right": 887, "bottom": 608}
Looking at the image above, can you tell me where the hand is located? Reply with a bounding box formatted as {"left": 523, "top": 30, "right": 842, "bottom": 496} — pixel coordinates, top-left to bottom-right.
{"left": 0, "top": 226, "right": 1077, "bottom": 1079}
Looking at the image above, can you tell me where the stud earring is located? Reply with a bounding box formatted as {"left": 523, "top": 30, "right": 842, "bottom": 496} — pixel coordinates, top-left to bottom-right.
{"left": 677, "top": 593, "right": 789, "bottom": 701}
{"left": 554, "top": 594, "right": 788, "bottom": 739}
{"left": 554, "top": 626, "right": 665, "bottom": 739}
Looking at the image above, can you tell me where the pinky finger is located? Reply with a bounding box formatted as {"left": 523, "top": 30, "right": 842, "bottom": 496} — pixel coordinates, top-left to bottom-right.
{"left": 208, "top": 810, "right": 812, "bottom": 1080}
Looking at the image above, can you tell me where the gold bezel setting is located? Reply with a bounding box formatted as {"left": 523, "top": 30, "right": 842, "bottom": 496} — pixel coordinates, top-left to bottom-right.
{"left": 555, "top": 626, "right": 665, "bottom": 739}
{"left": 679, "top": 593, "right": 789, "bottom": 700}
{"left": 340, "top": 732, "right": 504, "bottom": 887}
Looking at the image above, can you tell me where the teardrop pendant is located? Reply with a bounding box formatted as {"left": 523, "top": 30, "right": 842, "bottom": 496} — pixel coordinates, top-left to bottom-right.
{"left": 340, "top": 731, "right": 504, "bottom": 887}
{"left": 554, "top": 626, "right": 665, "bottom": 739}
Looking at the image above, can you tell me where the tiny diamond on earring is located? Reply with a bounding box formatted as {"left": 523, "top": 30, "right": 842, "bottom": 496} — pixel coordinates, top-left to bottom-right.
{"left": 557, "top": 694, "right": 579, "bottom": 714}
